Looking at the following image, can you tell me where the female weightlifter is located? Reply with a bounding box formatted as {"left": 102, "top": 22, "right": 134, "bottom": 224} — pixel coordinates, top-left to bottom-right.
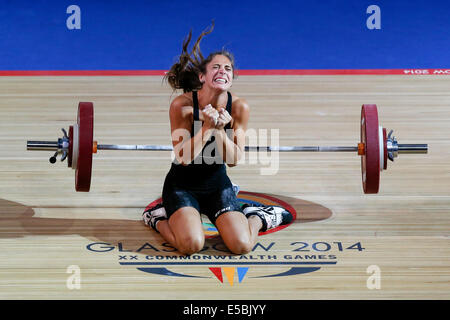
{"left": 143, "top": 23, "right": 291, "bottom": 255}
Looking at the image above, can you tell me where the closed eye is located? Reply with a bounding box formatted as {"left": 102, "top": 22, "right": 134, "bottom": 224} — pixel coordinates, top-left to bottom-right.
{"left": 212, "top": 64, "right": 232, "bottom": 71}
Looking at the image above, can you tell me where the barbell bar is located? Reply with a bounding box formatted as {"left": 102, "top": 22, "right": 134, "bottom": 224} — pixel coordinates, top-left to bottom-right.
{"left": 26, "top": 102, "right": 428, "bottom": 193}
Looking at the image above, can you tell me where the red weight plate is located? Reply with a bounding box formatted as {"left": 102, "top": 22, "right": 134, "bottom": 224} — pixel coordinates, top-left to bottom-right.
{"left": 360, "top": 104, "right": 380, "bottom": 194}
{"left": 383, "top": 128, "right": 387, "bottom": 170}
{"left": 75, "top": 102, "right": 94, "bottom": 192}
{"left": 68, "top": 125, "right": 73, "bottom": 168}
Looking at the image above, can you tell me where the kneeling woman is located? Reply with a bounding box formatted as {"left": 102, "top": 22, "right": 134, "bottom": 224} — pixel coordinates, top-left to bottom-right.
{"left": 144, "top": 24, "right": 290, "bottom": 255}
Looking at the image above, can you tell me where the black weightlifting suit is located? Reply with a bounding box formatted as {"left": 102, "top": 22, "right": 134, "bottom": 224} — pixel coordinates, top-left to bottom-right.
{"left": 162, "top": 91, "right": 243, "bottom": 225}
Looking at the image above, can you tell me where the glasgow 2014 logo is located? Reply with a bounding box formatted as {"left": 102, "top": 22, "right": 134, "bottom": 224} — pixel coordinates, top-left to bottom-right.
{"left": 86, "top": 191, "right": 364, "bottom": 285}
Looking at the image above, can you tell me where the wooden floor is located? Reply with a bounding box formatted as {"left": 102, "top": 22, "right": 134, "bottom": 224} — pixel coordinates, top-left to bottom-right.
{"left": 0, "top": 75, "right": 449, "bottom": 299}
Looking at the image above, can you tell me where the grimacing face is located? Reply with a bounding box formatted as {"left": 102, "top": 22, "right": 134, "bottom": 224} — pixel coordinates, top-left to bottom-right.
{"left": 199, "top": 55, "right": 233, "bottom": 91}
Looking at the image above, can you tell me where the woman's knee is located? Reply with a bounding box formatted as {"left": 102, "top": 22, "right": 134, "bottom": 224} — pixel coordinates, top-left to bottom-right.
{"left": 227, "top": 237, "right": 253, "bottom": 255}
{"left": 215, "top": 211, "right": 254, "bottom": 255}
{"left": 169, "top": 207, "right": 204, "bottom": 255}
{"left": 177, "top": 233, "right": 205, "bottom": 255}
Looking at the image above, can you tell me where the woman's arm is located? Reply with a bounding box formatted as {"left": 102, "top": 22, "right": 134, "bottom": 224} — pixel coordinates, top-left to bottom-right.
{"left": 214, "top": 98, "right": 250, "bottom": 166}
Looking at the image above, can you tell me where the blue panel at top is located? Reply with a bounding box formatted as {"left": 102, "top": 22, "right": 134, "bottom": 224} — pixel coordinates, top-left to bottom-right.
{"left": 0, "top": 0, "right": 449, "bottom": 70}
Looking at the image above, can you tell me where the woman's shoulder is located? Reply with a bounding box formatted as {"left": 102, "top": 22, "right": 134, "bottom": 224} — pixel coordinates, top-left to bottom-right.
{"left": 231, "top": 94, "right": 249, "bottom": 112}
{"left": 170, "top": 92, "right": 195, "bottom": 121}
{"left": 230, "top": 93, "right": 249, "bottom": 123}
{"left": 171, "top": 92, "right": 193, "bottom": 108}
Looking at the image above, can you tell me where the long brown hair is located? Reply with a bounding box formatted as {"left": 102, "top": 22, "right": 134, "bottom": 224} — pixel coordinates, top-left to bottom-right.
{"left": 165, "top": 21, "right": 237, "bottom": 93}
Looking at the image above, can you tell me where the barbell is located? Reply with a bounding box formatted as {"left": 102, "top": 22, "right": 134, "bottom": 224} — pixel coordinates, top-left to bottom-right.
{"left": 26, "top": 102, "right": 428, "bottom": 193}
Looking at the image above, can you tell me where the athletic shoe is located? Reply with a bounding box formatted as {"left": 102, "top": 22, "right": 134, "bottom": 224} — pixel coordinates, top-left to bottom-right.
{"left": 142, "top": 203, "right": 167, "bottom": 232}
{"left": 242, "top": 204, "right": 292, "bottom": 232}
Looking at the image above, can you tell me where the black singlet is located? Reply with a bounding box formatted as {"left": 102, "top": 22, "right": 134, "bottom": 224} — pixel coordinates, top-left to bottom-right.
{"left": 161, "top": 91, "right": 243, "bottom": 224}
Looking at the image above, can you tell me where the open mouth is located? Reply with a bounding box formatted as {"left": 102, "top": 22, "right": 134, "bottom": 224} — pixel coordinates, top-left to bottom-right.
{"left": 214, "top": 78, "right": 228, "bottom": 84}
